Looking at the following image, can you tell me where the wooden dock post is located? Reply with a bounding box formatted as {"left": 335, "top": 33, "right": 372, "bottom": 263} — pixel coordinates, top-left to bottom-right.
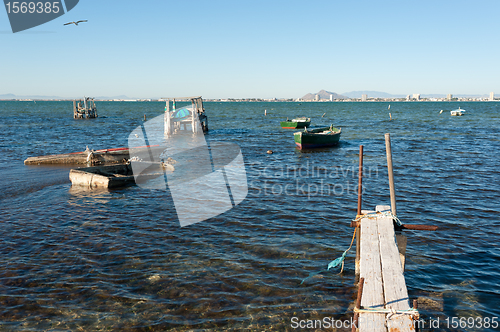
{"left": 384, "top": 133, "right": 397, "bottom": 216}
{"left": 355, "top": 145, "right": 364, "bottom": 276}
{"left": 357, "top": 145, "right": 364, "bottom": 216}
{"left": 385, "top": 133, "right": 408, "bottom": 269}
{"left": 164, "top": 100, "right": 171, "bottom": 136}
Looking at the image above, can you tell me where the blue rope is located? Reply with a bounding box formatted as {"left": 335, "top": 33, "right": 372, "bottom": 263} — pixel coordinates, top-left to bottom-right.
{"left": 300, "top": 211, "right": 402, "bottom": 285}
{"left": 300, "top": 249, "right": 349, "bottom": 284}
{"left": 301, "top": 228, "right": 357, "bottom": 284}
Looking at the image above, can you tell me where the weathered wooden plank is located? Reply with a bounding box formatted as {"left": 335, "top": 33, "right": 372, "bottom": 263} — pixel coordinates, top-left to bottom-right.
{"left": 356, "top": 210, "right": 374, "bottom": 276}
{"left": 377, "top": 212, "right": 415, "bottom": 332}
{"left": 359, "top": 216, "right": 386, "bottom": 332}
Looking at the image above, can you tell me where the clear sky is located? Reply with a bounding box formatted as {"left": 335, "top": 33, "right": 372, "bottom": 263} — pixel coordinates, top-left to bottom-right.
{"left": 1, "top": 0, "right": 499, "bottom": 99}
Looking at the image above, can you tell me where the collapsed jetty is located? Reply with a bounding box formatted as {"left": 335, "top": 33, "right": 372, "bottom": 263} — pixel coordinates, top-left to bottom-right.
{"left": 73, "top": 97, "right": 98, "bottom": 119}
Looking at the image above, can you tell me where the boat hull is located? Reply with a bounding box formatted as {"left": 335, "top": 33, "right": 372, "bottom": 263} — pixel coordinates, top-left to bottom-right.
{"left": 280, "top": 121, "right": 311, "bottom": 129}
{"left": 450, "top": 108, "right": 466, "bottom": 116}
{"left": 69, "top": 164, "right": 135, "bottom": 188}
{"left": 280, "top": 117, "right": 311, "bottom": 129}
{"left": 294, "top": 127, "right": 341, "bottom": 150}
{"left": 69, "top": 162, "right": 167, "bottom": 189}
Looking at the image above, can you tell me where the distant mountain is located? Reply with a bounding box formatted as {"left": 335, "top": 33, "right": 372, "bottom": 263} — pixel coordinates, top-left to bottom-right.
{"left": 0, "top": 93, "right": 63, "bottom": 100}
{"left": 94, "top": 95, "right": 130, "bottom": 100}
{"left": 0, "top": 93, "right": 137, "bottom": 100}
{"left": 341, "top": 91, "right": 406, "bottom": 98}
{"left": 301, "top": 89, "right": 348, "bottom": 100}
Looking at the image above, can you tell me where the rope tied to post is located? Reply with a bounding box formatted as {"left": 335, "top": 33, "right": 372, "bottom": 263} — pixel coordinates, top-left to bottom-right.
{"left": 352, "top": 210, "right": 402, "bottom": 226}
{"left": 300, "top": 227, "right": 357, "bottom": 284}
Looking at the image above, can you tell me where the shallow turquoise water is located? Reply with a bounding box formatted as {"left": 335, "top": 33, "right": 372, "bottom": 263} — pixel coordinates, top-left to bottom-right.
{"left": 0, "top": 101, "right": 499, "bottom": 331}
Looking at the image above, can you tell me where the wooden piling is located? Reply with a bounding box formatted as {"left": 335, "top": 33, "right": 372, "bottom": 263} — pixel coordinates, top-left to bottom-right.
{"left": 355, "top": 145, "right": 364, "bottom": 276}
{"left": 385, "top": 133, "right": 397, "bottom": 216}
{"left": 357, "top": 145, "right": 364, "bottom": 216}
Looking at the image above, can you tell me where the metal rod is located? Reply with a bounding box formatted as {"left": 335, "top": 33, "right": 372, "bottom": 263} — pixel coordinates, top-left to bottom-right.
{"left": 385, "top": 133, "right": 397, "bottom": 216}
{"left": 413, "top": 299, "right": 419, "bottom": 332}
{"left": 352, "top": 277, "right": 365, "bottom": 332}
{"left": 403, "top": 224, "right": 438, "bottom": 231}
{"left": 357, "top": 145, "right": 364, "bottom": 216}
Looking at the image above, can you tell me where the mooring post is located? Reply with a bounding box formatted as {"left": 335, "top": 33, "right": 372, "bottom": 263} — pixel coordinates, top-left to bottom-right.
{"left": 385, "top": 133, "right": 397, "bottom": 217}
{"left": 164, "top": 100, "right": 171, "bottom": 136}
{"left": 352, "top": 277, "right": 365, "bottom": 332}
{"left": 357, "top": 145, "right": 364, "bottom": 216}
{"left": 413, "top": 299, "right": 419, "bottom": 332}
{"left": 355, "top": 145, "right": 363, "bottom": 276}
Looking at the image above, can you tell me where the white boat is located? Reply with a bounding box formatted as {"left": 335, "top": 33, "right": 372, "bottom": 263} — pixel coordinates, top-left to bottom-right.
{"left": 450, "top": 107, "right": 466, "bottom": 116}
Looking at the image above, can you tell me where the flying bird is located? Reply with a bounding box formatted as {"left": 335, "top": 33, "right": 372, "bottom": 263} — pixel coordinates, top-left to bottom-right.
{"left": 64, "top": 20, "right": 88, "bottom": 26}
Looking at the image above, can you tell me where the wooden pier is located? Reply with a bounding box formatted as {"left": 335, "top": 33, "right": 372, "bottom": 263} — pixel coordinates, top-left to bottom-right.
{"left": 354, "top": 205, "right": 416, "bottom": 332}
{"left": 24, "top": 146, "right": 165, "bottom": 165}
{"left": 73, "top": 97, "right": 98, "bottom": 119}
{"left": 350, "top": 134, "right": 434, "bottom": 331}
{"left": 163, "top": 96, "right": 208, "bottom": 135}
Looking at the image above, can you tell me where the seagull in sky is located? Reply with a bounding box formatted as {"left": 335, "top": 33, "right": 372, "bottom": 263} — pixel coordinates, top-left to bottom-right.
{"left": 64, "top": 20, "right": 88, "bottom": 26}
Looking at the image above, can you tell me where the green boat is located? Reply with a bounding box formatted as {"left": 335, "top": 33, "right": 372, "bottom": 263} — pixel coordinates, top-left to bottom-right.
{"left": 294, "top": 125, "right": 341, "bottom": 149}
{"left": 280, "top": 117, "right": 311, "bottom": 129}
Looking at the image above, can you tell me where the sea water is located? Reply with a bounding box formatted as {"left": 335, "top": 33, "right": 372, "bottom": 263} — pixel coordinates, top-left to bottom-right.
{"left": 0, "top": 100, "right": 499, "bottom": 331}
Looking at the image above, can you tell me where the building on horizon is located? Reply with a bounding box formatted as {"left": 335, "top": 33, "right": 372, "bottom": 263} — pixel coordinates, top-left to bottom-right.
{"left": 490, "top": 92, "right": 495, "bottom": 101}
{"left": 361, "top": 94, "right": 367, "bottom": 101}
{"left": 412, "top": 93, "right": 421, "bottom": 101}
{"left": 330, "top": 94, "right": 333, "bottom": 101}
{"left": 447, "top": 94, "right": 453, "bottom": 101}
{"left": 315, "top": 94, "right": 319, "bottom": 101}
{"left": 406, "top": 95, "right": 411, "bottom": 101}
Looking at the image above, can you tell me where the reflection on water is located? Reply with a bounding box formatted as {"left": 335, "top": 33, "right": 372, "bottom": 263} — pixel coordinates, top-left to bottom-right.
{"left": 0, "top": 101, "right": 499, "bottom": 331}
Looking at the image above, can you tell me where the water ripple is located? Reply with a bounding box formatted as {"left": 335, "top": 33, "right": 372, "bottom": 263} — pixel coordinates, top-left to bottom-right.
{"left": 0, "top": 101, "right": 499, "bottom": 330}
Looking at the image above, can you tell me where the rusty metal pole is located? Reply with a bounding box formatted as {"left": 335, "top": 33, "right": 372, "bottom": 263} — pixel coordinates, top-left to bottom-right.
{"left": 385, "top": 133, "right": 397, "bottom": 217}
{"left": 413, "top": 299, "right": 419, "bottom": 332}
{"left": 352, "top": 277, "right": 365, "bottom": 332}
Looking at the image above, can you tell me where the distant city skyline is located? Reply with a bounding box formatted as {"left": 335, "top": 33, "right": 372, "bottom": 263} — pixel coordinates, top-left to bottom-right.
{"left": 2, "top": 0, "right": 500, "bottom": 99}
{"left": 0, "top": 90, "right": 496, "bottom": 102}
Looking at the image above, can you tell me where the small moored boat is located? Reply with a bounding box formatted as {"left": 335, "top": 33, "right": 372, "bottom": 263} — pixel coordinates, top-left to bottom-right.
{"left": 450, "top": 107, "right": 466, "bottom": 116}
{"left": 294, "top": 125, "right": 341, "bottom": 150}
{"left": 69, "top": 162, "right": 170, "bottom": 189}
{"left": 280, "top": 117, "right": 311, "bottom": 129}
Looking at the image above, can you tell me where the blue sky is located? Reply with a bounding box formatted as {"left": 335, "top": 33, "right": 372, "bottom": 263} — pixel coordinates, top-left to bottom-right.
{"left": 1, "top": 0, "right": 499, "bottom": 99}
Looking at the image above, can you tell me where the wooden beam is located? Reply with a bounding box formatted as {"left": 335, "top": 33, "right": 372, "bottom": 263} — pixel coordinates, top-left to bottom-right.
{"left": 376, "top": 205, "right": 415, "bottom": 331}
{"left": 385, "top": 134, "right": 397, "bottom": 216}
{"left": 359, "top": 214, "right": 386, "bottom": 331}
